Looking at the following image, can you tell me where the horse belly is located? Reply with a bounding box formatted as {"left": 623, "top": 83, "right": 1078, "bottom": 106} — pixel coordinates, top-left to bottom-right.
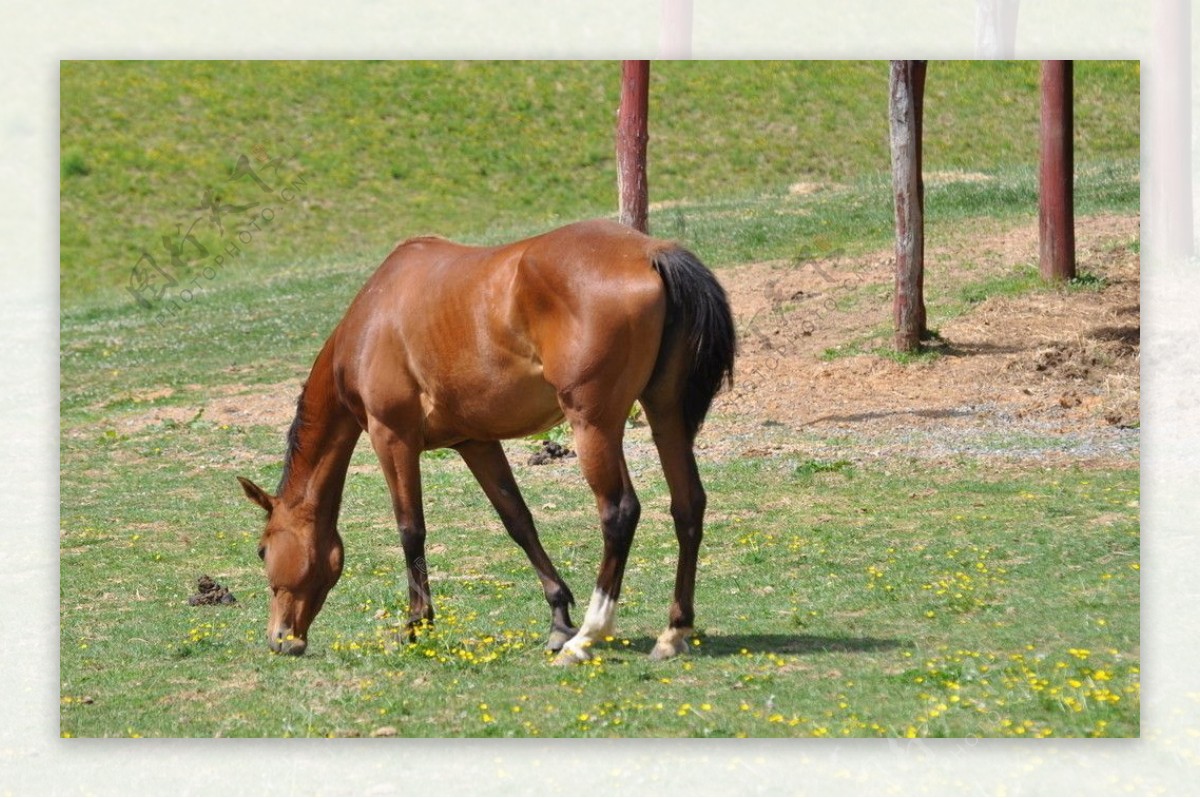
{"left": 420, "top": 365, "right": 563, "bottom": 448}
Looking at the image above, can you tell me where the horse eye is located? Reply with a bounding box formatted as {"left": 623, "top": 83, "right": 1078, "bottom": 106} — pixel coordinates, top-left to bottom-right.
{"left": 257, "top": 544, "right": 266, "bottom": 561}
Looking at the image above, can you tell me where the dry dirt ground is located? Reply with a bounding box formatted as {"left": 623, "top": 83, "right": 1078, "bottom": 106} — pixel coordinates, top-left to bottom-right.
{"left": 700, "top": 212, "right": 1140, "bottom": 469}
{"left": 115, "top": 213, "right": 1139, "bottom": 472}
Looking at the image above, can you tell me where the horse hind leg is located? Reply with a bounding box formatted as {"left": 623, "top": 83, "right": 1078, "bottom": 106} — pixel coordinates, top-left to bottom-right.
{"left": 553, "top": 413, "right": 640, "bottom": 666}
{"left": 640, "top": 380, "right": 707, "bottom": 661}
{"left": 454, "top": 440, "right": 577, "bottom": 651}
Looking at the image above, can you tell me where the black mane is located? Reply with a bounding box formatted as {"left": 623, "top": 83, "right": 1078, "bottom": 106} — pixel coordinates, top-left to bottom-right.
{"left": 277, "top": 384, "right": 308, "bottom": 494}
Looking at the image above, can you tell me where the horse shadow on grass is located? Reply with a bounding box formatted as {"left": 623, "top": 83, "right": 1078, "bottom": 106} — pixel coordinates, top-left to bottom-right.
{"left": 619, "top": 633, "right": 908, "bottom": 659}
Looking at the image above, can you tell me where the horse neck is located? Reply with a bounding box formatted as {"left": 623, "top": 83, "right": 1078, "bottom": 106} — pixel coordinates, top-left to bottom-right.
{"left": 277, "top": 339, "right": 361, "bottom": 529}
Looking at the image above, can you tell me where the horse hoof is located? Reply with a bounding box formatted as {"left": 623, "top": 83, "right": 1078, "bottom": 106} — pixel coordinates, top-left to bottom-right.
{"left": 551, "top": 641, "right": 593, "bottom": 666}
{"left": 546, "top": 627, "right": 575, "bottom": 653}
{"left": 648, "top": 629, "right": 690, "bottom": 661}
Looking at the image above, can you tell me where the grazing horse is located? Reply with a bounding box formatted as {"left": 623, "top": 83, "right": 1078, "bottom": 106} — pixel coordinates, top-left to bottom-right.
{"left": 238, "top": 218, "right": 735, "bottom": 664}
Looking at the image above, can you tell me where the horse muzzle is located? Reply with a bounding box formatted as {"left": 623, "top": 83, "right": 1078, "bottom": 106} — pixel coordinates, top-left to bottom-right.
{"left": 269, "top": 629, "right": 308, "bottom": 656}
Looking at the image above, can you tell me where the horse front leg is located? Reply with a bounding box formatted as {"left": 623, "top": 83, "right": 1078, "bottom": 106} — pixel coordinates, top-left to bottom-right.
{"left": 369, "top": 423, "right": 433, "bottom": 635}
{"left": 455, "top": 440, "right": 577, "bottom": 651}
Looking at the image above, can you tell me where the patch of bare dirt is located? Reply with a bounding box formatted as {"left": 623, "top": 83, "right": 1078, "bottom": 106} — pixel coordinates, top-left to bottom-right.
{"left": 704, "top": 213, "right": 1140, "bottom": 466}
{"left": 107, "top": 380, "right": 302, "bottom": 437}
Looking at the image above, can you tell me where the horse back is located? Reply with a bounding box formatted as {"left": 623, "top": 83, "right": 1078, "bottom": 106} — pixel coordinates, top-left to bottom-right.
{"left": 335, "top": 220, "right": 670, "bottom": 445}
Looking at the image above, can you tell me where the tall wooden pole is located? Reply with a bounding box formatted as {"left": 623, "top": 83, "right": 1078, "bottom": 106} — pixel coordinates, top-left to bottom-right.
{"left": 617, "top": 60, "right": 650, "bottom": 233}
{"left": 888, "top": 60, "right": 928, "bottom": 352}
{"left": 1039, "top": 60, "right": 1075, "bottom": 281}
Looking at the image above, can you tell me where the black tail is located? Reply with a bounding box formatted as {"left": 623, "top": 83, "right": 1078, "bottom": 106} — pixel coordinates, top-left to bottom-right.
{"left": 651, "top": 245, "right": 737, "bottom": 438}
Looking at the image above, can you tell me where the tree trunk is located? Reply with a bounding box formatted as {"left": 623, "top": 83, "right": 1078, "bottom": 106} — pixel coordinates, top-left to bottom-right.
{"left": 888, "top": 60, "right": 928, "bottom": 352}
{"left": 617, "top": 60, "right": 650, "bottom": 233}
{"left": 1039, "top": 60, "right": 1076, "bottom": 282}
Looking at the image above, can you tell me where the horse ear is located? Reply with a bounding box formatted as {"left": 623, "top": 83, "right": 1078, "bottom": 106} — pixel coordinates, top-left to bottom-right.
{"left": 238, "top": 476, "right": 275, "bottom": 514}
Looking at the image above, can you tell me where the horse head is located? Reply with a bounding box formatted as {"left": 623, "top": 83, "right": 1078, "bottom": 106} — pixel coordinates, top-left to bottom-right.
{"left": 238, "top": 476, "right": 344, "bottom": 655}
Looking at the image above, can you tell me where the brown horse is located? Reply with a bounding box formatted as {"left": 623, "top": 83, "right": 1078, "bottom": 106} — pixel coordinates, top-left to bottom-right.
{"left": 238, "top": 218, "right": 735, "bottom": 664}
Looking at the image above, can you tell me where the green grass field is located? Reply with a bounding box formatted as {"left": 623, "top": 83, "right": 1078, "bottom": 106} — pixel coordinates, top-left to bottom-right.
{"left": 60, "top": 60, "right": 1139, "bottom": 737}
{"left": 61, "top": 60, "right": 1137, "bottom": 306}
{"left": 61, "top": 431, "right": 1137, "bottom": 738}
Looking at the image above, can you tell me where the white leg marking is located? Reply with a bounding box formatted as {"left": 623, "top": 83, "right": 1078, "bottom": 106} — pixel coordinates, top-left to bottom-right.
{"left": 578, "top": 587, "right": 617, "bottom": 638}
{"left": 553, "top": 588, "right": 616, "bottom": 665}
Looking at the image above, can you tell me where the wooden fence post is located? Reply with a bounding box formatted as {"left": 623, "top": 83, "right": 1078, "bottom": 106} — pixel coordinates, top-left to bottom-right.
{"left": 1039, "top": 60, "right": 1075, "bottom": 281}
{"left": 617, "top": 60, "right": 651, "bottom": 233}
{"left": 888, "top": 60, "right": 928, "bottom": 352}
